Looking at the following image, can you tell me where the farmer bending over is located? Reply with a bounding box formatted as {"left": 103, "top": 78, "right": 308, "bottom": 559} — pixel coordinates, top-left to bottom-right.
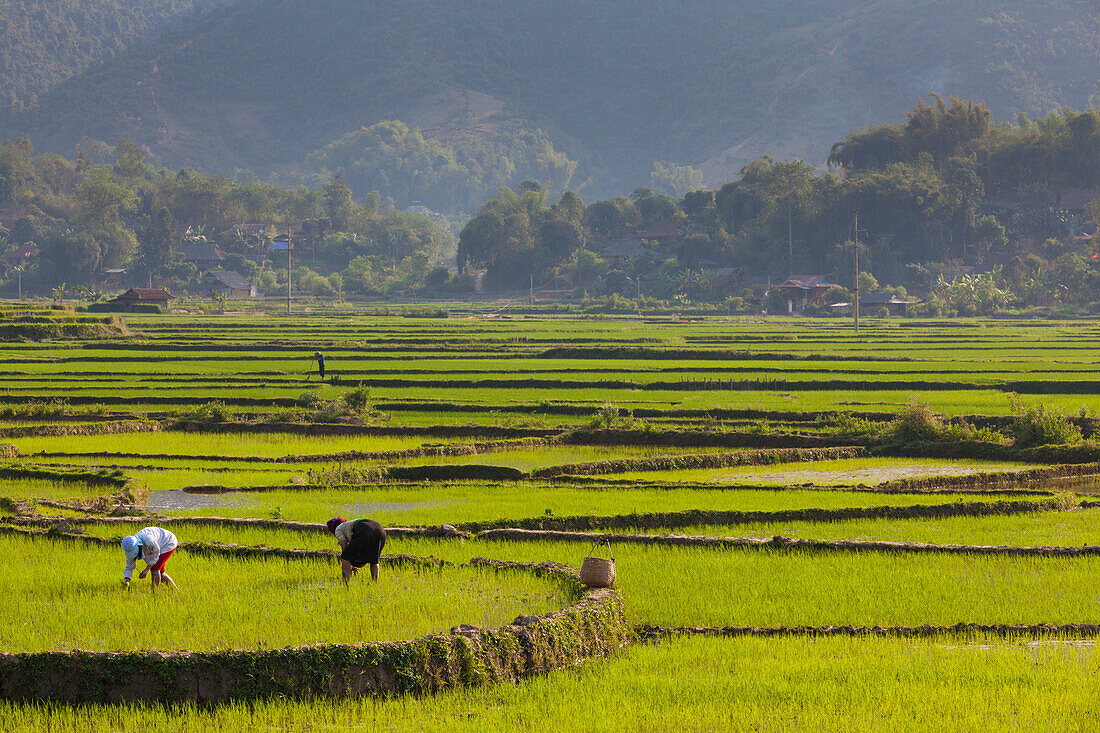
{"left": 121, "top": 526, "right": 179, "bottom": 592}
{"left": 311, "top": 351, "right": 326, "bottom": 381}
{"left": 327, "top": 516, "right": 386, "bottom": 584}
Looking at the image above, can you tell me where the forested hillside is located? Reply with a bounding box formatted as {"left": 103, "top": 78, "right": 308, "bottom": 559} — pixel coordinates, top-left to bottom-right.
{"left": 1, "top": 1, "right": 1097, "bottom": 214}
{"left": 0, "top": 0, "right": 216, "bottom": 107}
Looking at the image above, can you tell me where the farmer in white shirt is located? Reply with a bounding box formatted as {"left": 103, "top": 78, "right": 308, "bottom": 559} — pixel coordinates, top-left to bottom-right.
{"left": 121, "top": 526, "right": 179, "bottom": 591}
{"left": 326, "top": 516, "right": 386, "bottom": 584}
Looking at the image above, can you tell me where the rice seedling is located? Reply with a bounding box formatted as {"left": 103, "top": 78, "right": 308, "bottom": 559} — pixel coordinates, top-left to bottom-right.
{"left": 0, "top": 533, "right": 572, "bottom": 653}
{"left": 397, "top": 538, "right": 1100, "bottom": 627}
{"left": 649, "top": 506, "right": 1100, "bottom": 547}
{"left": 0, "top": 476, "right": 116, "bottom": 500}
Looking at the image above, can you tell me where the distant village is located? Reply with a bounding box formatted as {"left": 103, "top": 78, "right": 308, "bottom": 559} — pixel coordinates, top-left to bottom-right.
{"left": 3, "top": 184, "right": 1099, "bottom": 316}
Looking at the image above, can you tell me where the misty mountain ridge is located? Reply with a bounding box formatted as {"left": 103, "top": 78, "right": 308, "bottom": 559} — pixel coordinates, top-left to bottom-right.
{"left": 2, "top": 0, "right": 1097, "bottom": 213}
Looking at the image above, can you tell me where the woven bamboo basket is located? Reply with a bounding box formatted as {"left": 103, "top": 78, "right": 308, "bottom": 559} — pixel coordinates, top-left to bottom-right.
{"left": 579, "top": 541, "right": 616, "bottom": 588}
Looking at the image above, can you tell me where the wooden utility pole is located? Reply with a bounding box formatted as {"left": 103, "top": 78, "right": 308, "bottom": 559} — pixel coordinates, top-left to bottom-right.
{"left": 787, "top": 201, "right": 794, "bottom": 277}
{"left": 853, "top": 212, "right": 861, "bottom": 334}
{"left": 285, "top": 213, "right": 292, "bottom": 316}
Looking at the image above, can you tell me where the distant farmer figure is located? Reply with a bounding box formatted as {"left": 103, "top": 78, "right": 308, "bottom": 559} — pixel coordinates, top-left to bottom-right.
{"left": 312, "top": 351, "right": 326, "bottom": 381}
{"left": 326, "top": 516, "right": 386, "bottom": 584}
{"left": 121, "top": 526, "right": 179, "bottom": 592}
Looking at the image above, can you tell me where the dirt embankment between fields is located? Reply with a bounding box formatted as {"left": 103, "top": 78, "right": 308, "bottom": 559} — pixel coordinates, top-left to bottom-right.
{"left": 1, "top": 515, "right": 470, "bottom": 540}
{"left": 529, "top": 446, "right": 867, "bottom": 478}
{"left": 636, "top": 622, "right": 1100, "bottom": 640}
{"left": 560, "top": 428, "right": 866, "bottom": 449}
{"left": 0, "top": 421, "right": 160, "bottom": 439}
{"left": 456, "top": 498, "right": 1057, "bottom": 533}
{"left": 0, "top": 532, "right": 628, "bottom": 704}
{"left": 1, "top": 497, "right": 1063, "bottom": 537}
{"left": 176, "top": 421, "right": 559, "bottom": 439}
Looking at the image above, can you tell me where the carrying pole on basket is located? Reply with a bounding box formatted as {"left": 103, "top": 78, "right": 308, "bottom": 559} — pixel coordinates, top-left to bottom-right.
{"left": 579, "top": 540, "right": 616, "bottom": 588}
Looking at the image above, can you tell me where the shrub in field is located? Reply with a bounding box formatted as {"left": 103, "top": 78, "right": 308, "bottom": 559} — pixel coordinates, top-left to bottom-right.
{"left": 942, "top": 420, "right": 1009, "bottom": 445}
{"left": 589, "top": 401, "right": 642, "bottom": 430}
{"left": 182, "top": 401, "right": 229, "bottom": 423}
{"left": 343, "top": 387, "right": 373, "bottom": 413}
{"left": 292, "top": 389, "right": 386, "bottom": 424}
{"left": 887, "top": 400, "right": 1008, "bottom": 446}
{"left": 1008, "top": 396, "right": 1082, "bottom": 447}
{"left": 295, "top": 392, "right": 325, "bottom": 409}
{"left": 0, "top": 399, "right": 69, "bottom": 419}
{"left": 889, "top": 400, "right": 945, "bottom": 443}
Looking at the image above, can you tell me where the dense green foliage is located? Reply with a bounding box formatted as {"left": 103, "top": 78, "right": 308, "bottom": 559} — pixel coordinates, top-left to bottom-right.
{"left": 306, "top": 120, "right": 577, "bottom": 214}
{"left": 0, "top": 137, "right": 451, "bottom": 293}
{"left": 453, "top": 102, "right": 1100, "bottom": 306}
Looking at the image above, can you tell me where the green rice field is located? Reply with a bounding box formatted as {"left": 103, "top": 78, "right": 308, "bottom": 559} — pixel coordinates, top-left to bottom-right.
{"left": 0, "top": 533, "right": 570, "bottom": 652}
{"left": 3, "top": 308, "right": 1100, "bottom": 730}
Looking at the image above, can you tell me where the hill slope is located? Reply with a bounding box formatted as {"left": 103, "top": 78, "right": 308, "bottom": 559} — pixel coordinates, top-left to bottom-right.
{"left": 0, "top": 0, "right": 218, "bottom": 105}
{"left": 3, "top": 0, "right": 1097, "bottom": 207}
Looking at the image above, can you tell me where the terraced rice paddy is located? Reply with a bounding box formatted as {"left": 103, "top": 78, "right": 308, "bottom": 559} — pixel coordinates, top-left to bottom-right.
{"left": 134, "top": 484, "right": 1017, "bottom": 525}
{"left": 3, "top": 307, "right": 1100, "bottom": 730}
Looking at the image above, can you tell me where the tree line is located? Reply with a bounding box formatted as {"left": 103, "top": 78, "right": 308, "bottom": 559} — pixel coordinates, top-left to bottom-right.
{"left": 1, "top": 97, "right": 1099, "bottom": 312}
{"left": 457, "top": 97, "right": 1100, "bottom": 313}
{"left": 0, "top": 136, "right": 451, "bottom": 297}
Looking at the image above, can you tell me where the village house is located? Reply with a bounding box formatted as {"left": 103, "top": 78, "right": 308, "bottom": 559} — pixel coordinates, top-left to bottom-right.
{"left": 204, "top": 270, "right": 257, "bottom": 297}
{"left": 181, "top": 242, "right": 226, "bottom": 270}
{"left": 1, "top": 243, "right": 39, "bottom": 267}
{"left": 636, "top": 220, "right": 682, "bottom": 241}
{"left": 773, "top": 275, "right": 841, "bottom": 314}
{"left": 596, "top": 239, "right": 651, "bottom": 267}
{"left": 830, "top": 293, "right": 921, "bottom": 317}
{"left": 1055, "top": 189, "right": 1100, "bottom": 213}
{"left": 108, "top": 288, "right": 172, "bottom": 312}
{"left": 102, "top": 268, "right": 128, "bottom": 289}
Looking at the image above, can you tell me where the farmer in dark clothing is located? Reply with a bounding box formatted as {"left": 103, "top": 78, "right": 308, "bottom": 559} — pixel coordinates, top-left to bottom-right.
{"left": 327, "top": 516, "right": 386, "bottom": 583}
{"left": 312, "top": 351, "right": 326, "bottom": 381}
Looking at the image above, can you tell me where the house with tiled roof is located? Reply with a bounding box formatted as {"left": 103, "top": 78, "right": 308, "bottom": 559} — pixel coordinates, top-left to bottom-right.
{"left": 597, "top": 239, "right": 651, "bottom": 265}
{"left": 181, "top": 242, "right": 225, "bottom": 270}
{"left": 1055, "top": 189, "right": 1100, "bottom": 212}
{"left": 773, "top": 275, "right": 841, "bottom": 314}
{"left": 2, "top": 243, "right": 39, "bottom": 267}
{"left": 204, "top": 270, "right": 256, "bottom": 297}
{"left": 109, "top": 288, "right": 172, "bottom": 312}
